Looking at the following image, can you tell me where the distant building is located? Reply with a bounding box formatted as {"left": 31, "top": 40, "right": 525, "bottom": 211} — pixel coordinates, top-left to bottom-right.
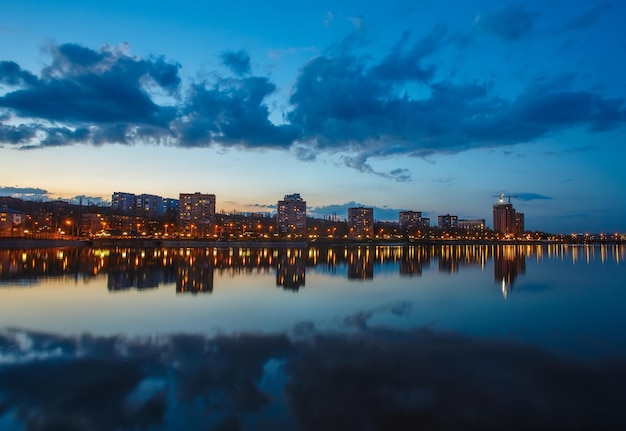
{"left": 493, "top": 195, "right": 524, "bottom": 235}
{"left": 399, "top": 211, "right": 428, "bottom": 233}
{"left": 437, "top": 214, "right": 458, "bottom": 230}
{"left": 164, "top": 198, "right": 179, "bottom": 214}
{"left": 458, "top": 219, "right": 485, "bottom": 230}
{"left": 277, "top": 193, "right": 307, "bottom": 237}
{"left": 178, "top": 192, "right": 216, "bottom": 237}
{"left": 81, "top": 213, "right": 107, "bottom": 236}
{"left": 136, "top": 194, "right": 164, "bottom": 218}
{"left": 348, "top": 207, "right": 374, "bottom": 238}
{"left": 515, "top": 212, "right": 525, "bottom": 234}
{"left": 111, "top": 192, "right": 136, "bottom": 214}
{"left": 0, "top": 205, "right": 23, "bottom": 237}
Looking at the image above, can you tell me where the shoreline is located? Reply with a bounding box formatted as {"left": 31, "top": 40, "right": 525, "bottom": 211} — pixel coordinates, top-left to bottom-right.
{"left": 1, "top": 237, "right": 624, "bottom": 249}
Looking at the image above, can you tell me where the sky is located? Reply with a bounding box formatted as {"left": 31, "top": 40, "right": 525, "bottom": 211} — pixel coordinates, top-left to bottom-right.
{"left": 1, "top": 0, "right": 625, "bottom": 233}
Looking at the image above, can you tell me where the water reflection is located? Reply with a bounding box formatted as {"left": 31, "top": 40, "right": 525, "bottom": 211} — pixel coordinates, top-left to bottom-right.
{"left": 1, "top": 327, "right": 625, "bottom": 431}
{"left": 1, "top": 244, "right": 625, "bottom": 295}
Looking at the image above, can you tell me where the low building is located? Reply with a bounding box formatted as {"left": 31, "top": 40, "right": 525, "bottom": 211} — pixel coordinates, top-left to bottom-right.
{"left": 0, "top": 205, "right": 24, "bottom": 237}
{"left": 458, "top": 219, "right": 486, "bottom": 231}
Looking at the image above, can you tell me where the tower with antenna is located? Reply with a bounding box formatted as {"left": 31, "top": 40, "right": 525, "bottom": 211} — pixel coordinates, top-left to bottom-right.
{"left": 493, "top": 193, "right": 524, "bottom": 236}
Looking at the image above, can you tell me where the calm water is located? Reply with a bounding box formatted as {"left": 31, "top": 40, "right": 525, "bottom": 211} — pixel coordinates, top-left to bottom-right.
{"left": 1, "top": 244, "right": 625, "bottom": 430}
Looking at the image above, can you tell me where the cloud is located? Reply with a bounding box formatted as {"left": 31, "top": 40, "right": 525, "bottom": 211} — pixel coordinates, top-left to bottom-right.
{"left": 512, "top": 193, "right": 553, "bottom": 201}
{"left": 562, "top": 2, "right": 612, "bottom": 31}
{"left": 477, "top": 3, "right": 538, "bottom": 41}
{"left": 0, "top": 61, "right": 39, "bottom": 87}
{"left": 1, "top": 37, "right": 625, "bottom": 178}
{"left": 221, "top": 49, "right": 252, "bottom": 76}
{"left": 175, "top": 76, "right": 300, "bottom": 148}
{"left": 0, "top": 186, "right": 49, "bottom": 199}
{"left": 0, "top": 43, "right": 179, "bottom": 127}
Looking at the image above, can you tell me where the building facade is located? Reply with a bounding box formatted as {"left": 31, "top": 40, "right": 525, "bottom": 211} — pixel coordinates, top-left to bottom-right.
{"left": 277, "top": 193, "right": 307, "bottom": 237}
{"left": 178, "top": 192, "right": 216, "bottom": 237}
{"left": 0, "top": 205, "right": 23, "bottom": 237}
{"left": 458, "top": 219, "right": 486, "bottom": 230}
{"left": 348, "top": 207, "right": 374, "bottom": 238}
{"left": 136, "top": 194, "right": 164, "bottom": 218}
{"left": 111, "top": 192, "right": 136, "bottom": 214}
{"left": 399, "top": 211, "right": 428, "bottom": 233}
{"left": 437, "top": 214, "right": 458, "bottom": 230}
{"left": 493, "top": 195, "right": 525, "bottom": 236}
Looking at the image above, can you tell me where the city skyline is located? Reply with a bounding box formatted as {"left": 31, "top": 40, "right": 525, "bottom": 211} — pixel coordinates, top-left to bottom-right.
{"left": 1, "top": 1, "right": 626, "bottom": 233}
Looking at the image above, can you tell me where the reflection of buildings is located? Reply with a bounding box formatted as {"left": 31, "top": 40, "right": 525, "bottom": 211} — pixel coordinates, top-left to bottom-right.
{"left": 347, "top": 246, "right": 374, "bottom": 279}
{"left": 10, "top": 244, "right": 608, "bottom": 295}
{"left": 438, "top": 245, "right": 459, "bottom": 273}
{"left": 276, "top": 249, "right": 305, "bottom": 291}
{"left": 494, "top": 246, "right": 527, "bottom": 297}
{"left": 177, "top": 261, "right": 214, "bottom": 294}
{"left": 348, "top": 207, "right": 374, "bottom": 239}
{"left": 277, "top": 194, "right": 307, "bottom": 237}
{"left": 400, "top": 246, "right": 430, "bottom": 276}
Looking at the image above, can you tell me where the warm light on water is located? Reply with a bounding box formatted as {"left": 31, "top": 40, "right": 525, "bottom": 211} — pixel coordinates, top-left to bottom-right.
{"left": 1, "top": 243, "right": 626, "bottom": 430}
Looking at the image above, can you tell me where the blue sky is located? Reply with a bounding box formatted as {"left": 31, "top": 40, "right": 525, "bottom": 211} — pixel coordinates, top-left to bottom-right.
{"left": 1, "top": 0, "right": 625, "bottom": 233}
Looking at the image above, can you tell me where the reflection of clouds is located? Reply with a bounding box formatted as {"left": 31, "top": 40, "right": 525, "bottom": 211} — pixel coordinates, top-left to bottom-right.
{"left": 343, "top": 301, "right": 413, "bottom": 330}
{"left": 1, "top": 327, "right": 625, "bottom": 430}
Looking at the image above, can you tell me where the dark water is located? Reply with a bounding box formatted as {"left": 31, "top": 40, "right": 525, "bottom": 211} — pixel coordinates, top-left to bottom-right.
{"left": 1, "top": 244, "right": 625, "bottom": 430}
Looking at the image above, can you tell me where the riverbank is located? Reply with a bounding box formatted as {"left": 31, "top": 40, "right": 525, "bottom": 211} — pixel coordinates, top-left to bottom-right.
{"left": 1, "top": 237, "right": 623, "bottom": 249}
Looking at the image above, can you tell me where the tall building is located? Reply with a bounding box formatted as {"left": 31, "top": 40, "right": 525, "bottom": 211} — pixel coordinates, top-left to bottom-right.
{"left": 136, "top": 194, "right": 164, "bottom": 218}
{"left": 399, "top": 211, "right": 427, "bottom": 233}
{"left": 178, "top": 192, "right": 216, "bottom": 237}
{"left": 348, "top": 207, "right": 374, "bottom": 238}
{"left": 493, "top": 195, "right": 524, "bottom": 236}
{"left": 437, "top": 214, "right": 458, "bottom": 230}
{"left": 277, "top": 193, "right": 307, "bottom": 237}
{"left": 111, "top": 192, "right": 136, "bottom": 214}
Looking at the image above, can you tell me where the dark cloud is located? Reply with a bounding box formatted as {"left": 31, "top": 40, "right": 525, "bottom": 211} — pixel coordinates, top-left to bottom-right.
{"left": 562, "top": 2, "right": 612, "bottom": 31}
{"left": 0, "top": 61, "right": 39, "bottom": 87}
{"left": 2, "top": 327, "right": 625, "bottom": 431}
{"left": 1, "top": 37, "right": 625, "bottom": 178}
{"left": 369, "top": 27, "right": 445, "bottom": 83}
{"left": 175, "top": 76, "right": 300, "bottom": 148}
{"left": 221, "top": 50, "right": 252, "bottom": 76}
{"left": 512, "top": 193, "right": 553, "bottom": 201}
{"left": 477, "top": 3, "right": 538, "bottom": 41}
{"left": 0, "top": 186, "right": 49, "bottom": 198}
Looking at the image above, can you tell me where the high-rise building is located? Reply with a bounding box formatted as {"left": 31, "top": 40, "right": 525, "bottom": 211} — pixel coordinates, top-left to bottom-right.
{"left": 136, "top": 194, "right": 164, "bottom": 218}
{"left": 493, "top": 195, "right": 523, "bottom": 236}
{"left": 348, "top": 207, "right": 374, "bottom": 238}
{"left": 277, "top": 193, "right": 307, "bottom": 237}
{"left": 399, "top": 211, "right": 427, "bottom": 233}
{"left": 437, "top": 214, "right": 458, "bottom": 230}
{"left": 111, "top": 192, "right": 136, "bottom": 214}
{"left": 178, "top": 192, "right": 216, "bottom": 237}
